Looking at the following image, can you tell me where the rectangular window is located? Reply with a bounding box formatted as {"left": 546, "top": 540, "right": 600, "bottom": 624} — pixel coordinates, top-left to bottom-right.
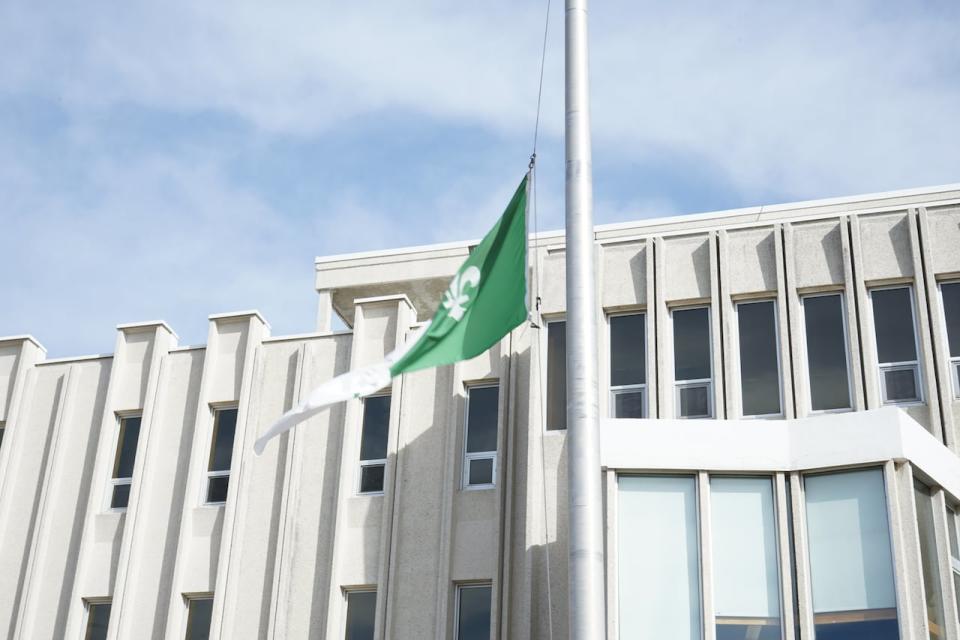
{"left": 871, "top": 286, "right": 922, "bottom": 404}
{"left": 710, "top": 477, "right": 782, "bottom": 639}
{"left": 736, "top": 300, "right": 782, "bottom": 416}
{"left": 345, "top": 590, "right": 377, "bottom": 640}
{"left": 456, "top": 584, "right": 492, "bottom": 640}
{"left": 947, "top": 507, "right": 960, "bottom": 619}
{"left": 618, "top": 475, "right": 701, "bottom": 640}
{"left": 546, "top": 320, "right": 566, "bottom": 430}
{"left": 0, "top": 421, "right": 5, "bottom": 450}
{"left": 802, "top": 293, "right": 852, "bottom": 412}
{"left": 463, "top": 385, "right": 498, "bottom": 489}
{"left": 184, "top": 595, "right": 213, "bottom": 640}
{"left": 804, "top": 468, "right": 899, "bottom": 639}
{"left": 915, "top": 480, "right": 946, "bottom": 640}
{"left": 940, "top": 282, "right": 960, "bottom": 399}
{"left": 109, "top": 415, "right": 142, "bottom": 509}
{"left": 609, "top": 313, "right": 646, "bottom": 418}
{"left": 205, "top": 407, "right": 238, "bottom": 504}
{"left": 358, "top": 395, "right": 390, "bottom": 494}
{"left": 84, "top": 600, "right": 111, "bottom": 640}
{"left": 672, "top": 306, "right": 713, "bottom": 418}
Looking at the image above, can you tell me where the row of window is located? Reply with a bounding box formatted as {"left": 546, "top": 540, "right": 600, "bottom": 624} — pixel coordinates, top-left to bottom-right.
{"left": 84, "top": 594, "right": 212, "bottom": 640}
{"left": 344, "top": 583, "right": 492, "bottom": 640}
{"left": 548, "top": 281, "right": 960, "bottom": 425}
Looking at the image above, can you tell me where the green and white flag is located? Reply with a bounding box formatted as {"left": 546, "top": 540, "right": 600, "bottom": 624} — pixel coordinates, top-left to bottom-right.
{"left": 254, "top": 175, "right": 529, "bottom": 454}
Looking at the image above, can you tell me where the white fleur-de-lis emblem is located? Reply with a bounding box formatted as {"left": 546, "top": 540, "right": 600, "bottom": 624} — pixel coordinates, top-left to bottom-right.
{"left": 442, "top": 266, "right": 481, "bottom": 321}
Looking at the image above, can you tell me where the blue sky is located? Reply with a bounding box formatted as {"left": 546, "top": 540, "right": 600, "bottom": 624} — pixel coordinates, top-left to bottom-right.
{"left": 2, "top": 1, "right": 958, "bottom": 356}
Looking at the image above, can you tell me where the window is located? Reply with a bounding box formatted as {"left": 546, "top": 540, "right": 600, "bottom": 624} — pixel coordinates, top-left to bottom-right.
{"left": 345, "top": 590, "right": 377, "bottom": 640}
{"left": 609, "top": 313, "right": 646, "bottom": 418}
{"left": 108, "top": 414, "right": 141, "bottom": 509}
{"left": 915, "top": 480, "right": 946, "bottom": 639}
{"left": 546, "top": 320, "right": 566, "bottom": 430}
{"left": 456, "top": 584, "right": 492, "bottom": 640}
{"left": 804, "top": 468, "right": 899, "bottom": 639}
{"left": 946, "top": 507, "right": 960, "bottom": 619}
{"left": 0, "top": 421, "right": 5, "bottom": 450}
{"left": 205, "top": 407, "right": 238, "bottom": 504}
{"left": 358, "top": 395, "right": 390, "bottom": 494}
{"left": 940, "top": 282, "right": 960, "bottom": 399}
{"left": 736, "top": 300, "right": 782, "bottom": 416}
{"left": 618, "top": 475, "right": 701, "bottom": 640}
{"left": 802, "top": 293, "right": 852, "bottom": 412}
{"left": 871, "top": 286, "right": 922, "bottom": 404}
{"left": 84, "top": 600, "right": 111, "bottom": 640}
{"left": 184, "top": 595, "right": 213, "bottom": 640}
{"left": 710, "top": 477, "right": 782, "bottom": 639}
{"left": 463, "top": 385, "right": 498, "bottom": 489}
{"left": 672, "top": 307, "right": 713, "bottom": 418}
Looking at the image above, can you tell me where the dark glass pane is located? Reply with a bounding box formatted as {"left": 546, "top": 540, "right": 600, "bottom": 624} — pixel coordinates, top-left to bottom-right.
{"left": 546, "top": 321, "right": 567, "bottom": 430}
{"left": 716, "top": 622, "right": 781, "bottom": 640}
{"left": 915, "top": 481, "right": 946, "bottom": 639}
{"left": 673, "top": 307, "right": 711, "bottom": 381}
{"left": 738, "top": 301, "right": 781, "bottom": 416}
{"left": 360, "top": 465, "right": 385, "bottom": 494}
{"left": 185, "top": 597, "right": 213, "bottom": 640}
{"left": 884, "top": 368, "right": 918, "bottom": 402}
{"left": 679, "top": 385, "right": 710, "bottom": 418}
{"left": 613, "top": 390, "right": 645, "bottom": 418}
{"left": 0, "top": 426, "right": 5, "bottom": 450}
{"left": 804, "top": 295, "right": 852, "bottom": 411}
{"left": 345, "top": 591, "right": 377, "bottom": 640}
{"left": 814, "top": 617, "right": 899, "bottom": 640}
{"left": 84, "top": 602, "right": 111, "bottom": 640}
{"left": 113, "top": 416, "right": 141, "bottom": 479}
{"left": 206, "top": 475, "right": 229, "bottom": 503}
{"left": 610, "top": 314, "right": 646, "bottom": 386}
{"left": 468, "top": 458, "right": 494, "bottom": 486}
{"left": 942, "top": 283, "right": 960, "bottom": 358}
{"left": 359, "top": 396, "right": 391, "bottom": 461}
{"left": 457, "top": 585, "right": 492, "bottom": 640}
{"left": 466, "top": 386, "right": 499, "bottom": 453}
{"left": 209, "top": 408, "right": 238, "bottom": 472}
{"left": 111, "top": 483, "right": 131, "bottom": 509}
{"left": 871, "top": 288, "right": 917, "bottom": 363}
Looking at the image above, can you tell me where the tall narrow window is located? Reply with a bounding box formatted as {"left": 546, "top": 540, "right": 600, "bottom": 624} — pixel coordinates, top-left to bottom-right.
{"left": 184, "top": 595, "right": 213, "bottom": 640}
{"left": 463, "top": 385, "right": 498, "bottom": 489}
{"left": 345, "top": 590, "right": 377, "bottom": 640}
{"left": 915, "top": 480, "right": 946, "bottom": 640}
{"left": 609, "top": 313, "right": 646, "bottom": 418}
{"left": 871, "top": 286, "right": 922, "bottom": 404}
{"left": 673, "top": 306, "right": 712, "bottom": 418}
{"left": 84, "top": 600, "right": 111, "bottom": 640}
{"left": 736, "top": 300, "right": 782, "bottom": 416}
{"left": 456, "top": 584, "right": 492, "bottom": 640}
{"left": 804, "top": 468, "right": 899, "bottom": 639}
{"left": 711, "top": 477, "right": 782, "bottom": 639}
{"left": 0, "top": 421, "right": 5, "bottom": 450}
{"left": 109, "top": 414, "right": 141, "bottom": 509}
{"left": 802, "top": 293, "right": 852, "bottom": 411}
{"left": 619, "top": 475, "right": 701, "bottom": 640}
{"left": 946, "top": 507, "right": 960, "bottom": 619}
{"left": 940, "top": 282, "right": 960, "bottom": 399}
{"left": 205, "top": 407, "right": 238, "bottom": 504}
{"left": 546, "top": 320, "right": 567, "bottom": 430}
{"left": 358, "top": 395, "right": 390, "bottom": 494}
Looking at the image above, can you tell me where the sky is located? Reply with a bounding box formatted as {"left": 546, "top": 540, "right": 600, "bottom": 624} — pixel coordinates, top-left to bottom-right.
{"left": 2, "top": 1, "right": 958, "bottom": 357}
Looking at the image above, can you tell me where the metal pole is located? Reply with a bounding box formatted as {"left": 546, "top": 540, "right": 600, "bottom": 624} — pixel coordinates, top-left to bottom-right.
{"left": 565, "top": 0, "right": 606, "bottom": 637}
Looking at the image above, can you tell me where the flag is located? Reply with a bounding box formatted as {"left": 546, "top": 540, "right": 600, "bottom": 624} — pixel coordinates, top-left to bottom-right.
{"left": 254, "top": 174, "right": 529, "bottom": 454}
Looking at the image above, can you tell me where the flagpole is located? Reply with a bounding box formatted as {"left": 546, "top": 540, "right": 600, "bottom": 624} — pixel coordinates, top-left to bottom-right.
{"left": 565, "top": 0, "right": 606, "bottom": 637}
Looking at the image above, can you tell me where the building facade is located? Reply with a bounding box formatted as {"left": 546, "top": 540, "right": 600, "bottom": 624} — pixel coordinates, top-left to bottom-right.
{"left": 2, "top": 184, "right": 960, "bottom": 639}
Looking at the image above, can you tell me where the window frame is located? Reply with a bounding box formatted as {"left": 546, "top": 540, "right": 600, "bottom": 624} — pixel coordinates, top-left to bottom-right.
{"left": 104, "top": 412, "right": 142, "bottom": 512}
{"left": 733, "top": 298, "right": 784, "bottom": 418}
{"left": 670, "top": 305, "right": 714, "bottom": 419}
{"left": 608, "top": 311, "right": 647, "bottom": 419}
{"left": 462, "top": 383, "right": 499, "bottom": 491}
{"left": 453, "top": 582, "right": 493, "bottom": 640}
{"left": 203, "top": 404, "right": 239, "bottom": 506}
{"left": 182, "top": 592, "right": 214, "bottom": 640}
{"left": 83, "top": 597, "right": 112, "bottom": 640}
{"left": 869, "top": 284, "right": 924, "bottom": 406}
{"left": 342, "top": 586, "right": 378, "bottom": 639}
{"left": 357, "top": 393, "right": 391, "bottom": 496}
{"left": 543, "top": 316, "right": 567, "bottom": 432}
{"left": 800, "top": 291, "right": 854, "bottom": 414}
{"left": 938, "top": 280, "right": 960, "bottom": 400}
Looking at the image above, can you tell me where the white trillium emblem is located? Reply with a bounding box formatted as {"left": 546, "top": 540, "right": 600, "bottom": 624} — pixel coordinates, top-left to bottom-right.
{"left": 442, "top": 266, "right": 481, "bottom": 321}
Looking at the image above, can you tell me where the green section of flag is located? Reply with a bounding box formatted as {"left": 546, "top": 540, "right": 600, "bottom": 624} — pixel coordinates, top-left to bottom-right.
{"left": 389, "top": 175, "right": 528, "bottom": 376}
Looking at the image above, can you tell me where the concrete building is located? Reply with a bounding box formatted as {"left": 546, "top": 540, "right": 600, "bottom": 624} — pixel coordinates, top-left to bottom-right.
{"left": 2, "top": 183, "right": 960, "bottom": 640}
